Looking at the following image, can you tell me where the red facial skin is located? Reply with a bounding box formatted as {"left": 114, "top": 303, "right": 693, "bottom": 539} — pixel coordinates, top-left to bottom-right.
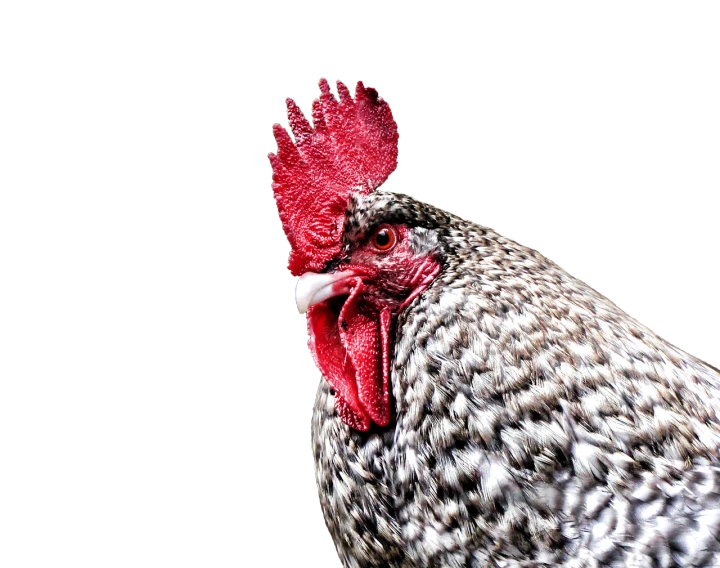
{"left": 307, "top": 225, "right": 441, "bottom": 431}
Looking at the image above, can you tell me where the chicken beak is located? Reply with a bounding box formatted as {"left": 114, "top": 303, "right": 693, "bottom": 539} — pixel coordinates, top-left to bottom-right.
{"left": 295, "top": 271, "right": 358, "bottom": 314}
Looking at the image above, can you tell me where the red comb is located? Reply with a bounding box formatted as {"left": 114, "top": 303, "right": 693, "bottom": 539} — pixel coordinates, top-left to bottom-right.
{"left": 269, "top": 79, "right": 399, "bottom": 275}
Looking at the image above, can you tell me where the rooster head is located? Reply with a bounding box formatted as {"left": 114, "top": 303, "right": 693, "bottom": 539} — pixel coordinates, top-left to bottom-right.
{"left": 269, "top": 80, "right": 442, "bottom": 431}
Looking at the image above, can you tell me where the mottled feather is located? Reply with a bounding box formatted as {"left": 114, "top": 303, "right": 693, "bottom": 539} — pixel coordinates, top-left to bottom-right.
{"left": 312, "top": 192, "right": 720, "bottom": 568}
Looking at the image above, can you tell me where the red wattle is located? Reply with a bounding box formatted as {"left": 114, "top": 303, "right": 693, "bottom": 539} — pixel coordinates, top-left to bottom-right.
{"left": 306, "top": 279, "right": 391, "bottom": 431}
{"left": 307, "top": 302, "right": 370, "bottom": 431}
{"left": 340, "top": 297, "right": 391, "bottom": 428}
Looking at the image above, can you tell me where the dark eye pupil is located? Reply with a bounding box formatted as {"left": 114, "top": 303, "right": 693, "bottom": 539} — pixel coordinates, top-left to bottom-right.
{"left": 375, "top": 230, "right": 390, "bottom": 247}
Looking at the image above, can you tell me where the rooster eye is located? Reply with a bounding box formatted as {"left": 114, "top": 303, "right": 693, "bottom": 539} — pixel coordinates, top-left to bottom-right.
{"left": 371, "top": 225, "right": 396, "bottom": 252}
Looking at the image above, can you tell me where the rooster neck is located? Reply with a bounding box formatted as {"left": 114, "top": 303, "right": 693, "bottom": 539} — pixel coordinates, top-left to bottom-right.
{"left": 311, "top": 208, "right": 720, "bottom": 567}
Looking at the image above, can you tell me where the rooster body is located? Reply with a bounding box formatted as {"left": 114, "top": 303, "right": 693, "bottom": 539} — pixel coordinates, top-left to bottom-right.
{"left": 270, "top": 81, "right": 720, "bottom": 567}
{"left": 310, "top": 193, "right": 720, "bottom": 567}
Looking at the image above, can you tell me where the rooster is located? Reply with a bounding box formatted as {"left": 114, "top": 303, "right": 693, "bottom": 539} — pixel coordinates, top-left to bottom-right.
{"left": 269, "top": 79, "right": 720, "bottom": 567}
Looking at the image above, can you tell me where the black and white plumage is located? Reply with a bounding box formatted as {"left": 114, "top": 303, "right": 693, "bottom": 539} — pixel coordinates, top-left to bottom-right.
{"left": 269, "top": 80, "right": 720, "bottom": 567}
{"left": 310, "top": 192, "right": 720, "bottom": 567}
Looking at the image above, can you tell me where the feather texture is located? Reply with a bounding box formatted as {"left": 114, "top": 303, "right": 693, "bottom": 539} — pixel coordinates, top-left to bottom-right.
{"left": 311, "top": 192, "right": 720, "bottom": 567}
{"left": 269, "top": 80, "right": 720, "bottom": 567}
